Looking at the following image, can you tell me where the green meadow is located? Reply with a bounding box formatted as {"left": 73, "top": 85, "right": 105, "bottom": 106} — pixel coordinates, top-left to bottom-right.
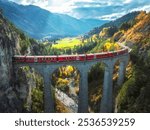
{"left": 52, "top": 37, "right": 85, "bottom": 49}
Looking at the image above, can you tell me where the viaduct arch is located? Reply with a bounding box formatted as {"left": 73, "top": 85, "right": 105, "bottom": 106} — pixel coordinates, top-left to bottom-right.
{"left": 13, "top": 52, "right": 129, "bottom": 113}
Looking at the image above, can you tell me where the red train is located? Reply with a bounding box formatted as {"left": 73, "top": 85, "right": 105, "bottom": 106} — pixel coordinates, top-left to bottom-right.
{"left": 13, "top": 48, "right": 128, "bottom": 63}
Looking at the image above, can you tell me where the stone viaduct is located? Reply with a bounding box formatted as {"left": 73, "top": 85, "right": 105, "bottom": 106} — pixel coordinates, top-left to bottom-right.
{"left": 13, "top": 52, "right": 129, "bottom": 113}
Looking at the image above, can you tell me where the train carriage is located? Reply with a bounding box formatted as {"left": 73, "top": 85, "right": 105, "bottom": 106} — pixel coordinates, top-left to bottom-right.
{"left": 35, "top": 56, "right": 45, "bottom": 63}
{"left": 86, "top": 54, "right": 95, "bottom": 60}
{"left": 13, "top": 55, "right": 26, "bottom": 62}
{"left": 112, "top": 51, "right": 118, "bottom": 57}
{"left": 25, "top": 56, "right": 35, "bottom": 63}
{"left": 95, "top": 52, "right": 108, "bottom": 59}
{"left": 107, "top": 52, "right": 114, "bottom": 57}
{"left": 117, "top": 49, "right": 127, "bottom": 55}
{"left": 13, "top": 47, "right": 129, "bottom": 63}
{"left": 76, "top": 54, "right": 86, "bottom": 61}
{"left": 44, "top": 56, "right": 57, "bottom": 63}
{"left": 58, "top": 55, "right": 77, "bottom": 62}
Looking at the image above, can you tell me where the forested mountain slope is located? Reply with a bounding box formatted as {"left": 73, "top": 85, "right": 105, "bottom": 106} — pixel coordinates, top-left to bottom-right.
{"left": 87, "top": 11, "right": 140, "bottom": 37}
{"left": 79, "top": 11, "right": 150, "bottom": 112}
{"left": 115, "top": 11, "right": 150, "bottom": 112}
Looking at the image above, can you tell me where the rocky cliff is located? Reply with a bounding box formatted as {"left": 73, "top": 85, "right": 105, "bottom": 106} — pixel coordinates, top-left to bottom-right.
{"left": 0, "top": 12, "right": 21, "bottom": 112}
{"left": 0, "top": 12, "right": 43, "bottom": 112}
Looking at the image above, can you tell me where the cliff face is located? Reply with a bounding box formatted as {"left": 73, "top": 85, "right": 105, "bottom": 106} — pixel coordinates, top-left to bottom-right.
{"left": 0, "top": 12, "right": 43, "bottom": 112}
{"left": 0, "top": 13, "right": 21, "bottom": 112}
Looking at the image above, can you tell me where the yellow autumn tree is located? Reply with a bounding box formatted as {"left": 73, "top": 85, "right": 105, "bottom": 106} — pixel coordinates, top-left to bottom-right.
{"left": 92, "top": 34, "right": 99, "bottom": 42}
{"left": 104, "top": 42, "right": 112, "bottom": 51}
{"left": 114, "top": 43, "right": 120, "bottom": 50}
{"left": 66, "top": 66, "right": 74, "bottom": 76}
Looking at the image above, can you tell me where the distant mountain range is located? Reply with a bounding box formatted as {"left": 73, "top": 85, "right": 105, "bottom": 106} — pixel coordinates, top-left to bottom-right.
{"left": 0, "top": 0, "right": 108, "bottom": 39}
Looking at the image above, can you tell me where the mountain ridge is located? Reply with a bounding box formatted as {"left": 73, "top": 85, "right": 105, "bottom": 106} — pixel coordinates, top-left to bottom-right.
{"left": 86, "top": 11, "right": 140, "bottom": 37}
{"left": 0, "top": 0, "right": 108, "bottom": 39}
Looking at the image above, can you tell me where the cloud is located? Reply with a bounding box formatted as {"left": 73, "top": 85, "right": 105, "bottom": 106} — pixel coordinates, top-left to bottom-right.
{"left": 98, "top": 12, "right": 126, "bottom": 21}
{"left": 69, "top": 0, "right": 150, "bottom": 19}
{"left": 9, "top": 0, "right": 49, "bottom": 7}
{"left": 8, "top": 0, "right": 150, "bottom": 20}
{"left": 123, "top": 0, "right": 133, "bottom": 4}
{"left": 130, "top": 5, "right": 150, "bottom": 12}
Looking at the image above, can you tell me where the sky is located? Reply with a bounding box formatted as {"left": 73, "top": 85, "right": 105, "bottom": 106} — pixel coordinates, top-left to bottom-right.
{"left": 8, "top": 0, "right": 150, "bottom": 20}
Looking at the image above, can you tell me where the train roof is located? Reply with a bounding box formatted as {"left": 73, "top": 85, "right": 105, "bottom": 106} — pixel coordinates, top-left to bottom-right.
{"left": 58, "top": 54, "right": 85, "bottom": 57}
{"left": 13, "top": 55, "right": 26, "bottom": 57}
{"left": 44, "top": 55, "right": 57, "bottom": 57}
{"left": 14, "top": 55, "right": 57, "bottom": 57}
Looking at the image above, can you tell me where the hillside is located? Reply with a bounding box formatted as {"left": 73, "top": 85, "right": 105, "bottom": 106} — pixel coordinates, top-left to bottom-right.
{"left": 118, "top": 11, "right": 150, "bottom": 44}
{"left": 84, "top": 11, "right": 150, "bottom": 112}
{"left": 0, "top": 0, "right": 107, "bottom": 39}
{"left": 87, "top": 11, "right": 140, "bottom": 37}
{"left": 115, "top": 11, "right": 150, "bottom": 112}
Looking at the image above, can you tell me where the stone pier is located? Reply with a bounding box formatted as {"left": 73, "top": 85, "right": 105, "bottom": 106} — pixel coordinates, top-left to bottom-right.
{"left": 117, "top": 60, "right": 128, "bottom": 86}
{"left": 78, "top": 68, "right": 89, "bottom": 113}
{"left": 43, "top": 72, "right": 54, "bottom": 113}
{"left": 100, "top": 64, "right": 114, "bottom": 113}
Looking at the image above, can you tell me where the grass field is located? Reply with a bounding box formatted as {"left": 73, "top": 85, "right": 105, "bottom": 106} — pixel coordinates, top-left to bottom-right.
{"left": 52, "top": 37, "right": 83, "bottom": 49}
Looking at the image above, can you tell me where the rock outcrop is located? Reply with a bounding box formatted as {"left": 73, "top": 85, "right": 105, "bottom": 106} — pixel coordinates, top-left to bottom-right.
{"left": 0, "top": 13, "right": 22, "bottom": 112}
{"left": 0, "top": 12, "right": 42, "bottom": 112}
